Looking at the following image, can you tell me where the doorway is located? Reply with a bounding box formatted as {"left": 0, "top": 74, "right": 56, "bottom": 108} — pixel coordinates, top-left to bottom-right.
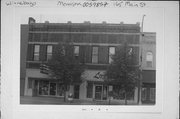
{"left": 95, "top": 85, "right": 103, "bottom": 100}
{"left": 74, "top": 85, "right": 80, "bottom": 99}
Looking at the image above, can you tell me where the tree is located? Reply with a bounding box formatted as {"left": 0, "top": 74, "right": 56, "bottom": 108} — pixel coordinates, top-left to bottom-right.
{"left": 105, "top": 42, "right": 139, "bottom": 105}
{"left": 45, "top": 43, "right": 85, "bottom": 102}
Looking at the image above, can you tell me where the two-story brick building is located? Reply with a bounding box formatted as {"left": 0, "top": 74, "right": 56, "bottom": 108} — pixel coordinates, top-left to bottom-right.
{"left": 20, "top": 17, "right": 156, "bottom": 104}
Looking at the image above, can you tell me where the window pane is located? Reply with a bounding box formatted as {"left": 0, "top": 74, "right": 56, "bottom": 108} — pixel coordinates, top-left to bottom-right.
{"left": 92, "top": 47, "right": 98, "bottom": 63}
{"left": 146, "top": 52, "right": 153, "bottom": 61}
{"left": 28, "top": 78, "right": 32, "bottom": 89}
{"left": 47, "top": 45, "right": 52, "bottom": 53}
{"left": 142, "top": 88, "right": 147, "bottom": 101}
{"left": 150, "top": 88, "right": 155, "bottom": 101}
{"left": 34, "top": 45, "right": 40, "bottom": 61}
{"left": 92, "top": 47, "right": 98, "bottom": 54}
{"left": 74, "top": 46, "right": 79, "bottom": 56}
{"left": 109, "top": 47, "right": 115, "bottom": 55}
{"left": 146, "top": 52, "right": 153, "bottom": 67}
{"left": 109, "top": 47, "right": 115, "bottom": 63}
{"left": 147, "top": 61, "right": 152, "bottom": 67}
{"left": 34, "top": 45, "right": 40, "bottom": 52}
{"left": 57, "top": 84, "right": 64, "bottom": 96}
{"left": 47, "top": 45, "right": 52, "bottom": 60}
{"left": 39, "top": 81, "right": 49, "bottom": 95}
{"left": 87, "top": 83, "right": 93, "bottom": 98}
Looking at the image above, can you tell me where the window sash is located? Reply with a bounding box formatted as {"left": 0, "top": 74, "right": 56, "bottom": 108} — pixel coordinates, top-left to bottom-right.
{"left": 34, "top": 45, "right": 40, "bottom": 61}
{"left": 142, "top": 88, "right": 147, "bottom": 101}
{"left": 47, "top": 45, "right": 52, "bottom": 60}
{"left": 74, "top": 46, "right": 79, "bottom": 56}
{"left": 92, "top": 47, "right": 98, "bottom": 63}
{"left": 109, "top": 47, "right": 115, "bottom": 63}
{"left": 150, "top": 88, "right": 155, "bottom": 101}
{"left": 146, "top": 61, "right": 153, "bottom": 67}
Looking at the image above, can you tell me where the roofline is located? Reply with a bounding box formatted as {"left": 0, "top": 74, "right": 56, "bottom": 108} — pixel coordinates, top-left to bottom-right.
{"left": 27, "top": 22, "right": 140, "bottom": 27}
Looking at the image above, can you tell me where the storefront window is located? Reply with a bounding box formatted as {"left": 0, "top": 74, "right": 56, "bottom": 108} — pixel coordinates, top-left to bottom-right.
{"left": 112, "top": 85, "right": 134, "bottom": 100}
{"left": 28, "top": 78, "right": 32, "bottom": 89}
{"left": 57, "top": 84, "right": 64, "bottom": 96}
{"left": 39, "top": 81, "right": 49, "bottom": 95}
{"left": 87, "top": 83, "right": 93, "bottom": 98}
{"left": 142, "top": 88, "right": 147, "bottom": 101}
{"left": 150, "top": 88, "right": 155, "bottom": 101}
{"left": 113, "top": 85, "right": 125, "bottom": 99}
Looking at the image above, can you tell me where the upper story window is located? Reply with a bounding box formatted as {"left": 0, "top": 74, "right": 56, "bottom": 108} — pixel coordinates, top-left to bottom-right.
{"left": 146, "top": 51, "right": 153, "bottom": 67}
{"left": 47, "top": 45, "right": 52, "bottom": 61}
{"left": 33, "top": 45, "right": 40, "bottom": 61}
{"left": 109, "top": 47, "right": 115, "bottom": 63}
{"left": 74, "top": 46, "right": 79, "bottom": 57}
{"left": 92, "top": 47, "right": 98, "bottom": 64}
{"left": 128, "top": 47, "right": 133, "bottom": 56}
{"left": 61, "top": 46, "right": 65, "bottom": 56}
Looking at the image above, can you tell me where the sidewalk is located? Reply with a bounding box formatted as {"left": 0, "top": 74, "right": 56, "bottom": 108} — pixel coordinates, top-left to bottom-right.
{"left": 20, "top": 96, "right": 145, "bottom": 105}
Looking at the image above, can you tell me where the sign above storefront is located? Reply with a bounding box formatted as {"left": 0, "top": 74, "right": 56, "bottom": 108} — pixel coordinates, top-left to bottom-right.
{"left": 82, "top": 70, "right": 106, "bottom": 81}
{"left": 93, "top": 72, "right": 106, "bottom": 80}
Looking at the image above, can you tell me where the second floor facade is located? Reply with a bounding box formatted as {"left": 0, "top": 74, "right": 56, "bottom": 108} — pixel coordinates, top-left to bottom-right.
{"left": 21, "top": 19, "right": 156, "bottom": 72}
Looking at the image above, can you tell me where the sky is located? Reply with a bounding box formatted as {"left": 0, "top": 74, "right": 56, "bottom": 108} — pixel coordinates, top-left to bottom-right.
{"left": 21, "top": 7, "right": 164, "bottom": 33}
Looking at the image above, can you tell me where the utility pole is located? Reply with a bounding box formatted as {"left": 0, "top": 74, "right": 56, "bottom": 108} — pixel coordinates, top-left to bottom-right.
{"left": 138, "top": 15, "right": 146, "bottom": 105}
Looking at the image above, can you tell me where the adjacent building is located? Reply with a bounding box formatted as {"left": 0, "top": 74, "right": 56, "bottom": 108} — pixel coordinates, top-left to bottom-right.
{"left": 20, "top": 17, "right": 156, "bottom": 104}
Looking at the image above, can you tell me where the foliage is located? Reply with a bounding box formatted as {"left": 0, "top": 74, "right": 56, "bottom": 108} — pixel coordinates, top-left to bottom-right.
{"left": 46, "top": 43, "right": 85, "bottom": 97}
{"left": 105, "top": 42, "right": 139, "bottom": 104}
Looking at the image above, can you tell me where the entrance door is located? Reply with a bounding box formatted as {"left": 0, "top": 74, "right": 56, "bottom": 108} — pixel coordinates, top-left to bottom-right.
{"left": 33, "top": 80, "right": 38, "bottom": 96}
{"left": 50, "top": 83, "right": 56, "bottom": 96}
{"left": 95, "top": 85, "right": 103, "bottom": 100}
{"left": 74, "top": 85, "right": 80, "bottom": 99}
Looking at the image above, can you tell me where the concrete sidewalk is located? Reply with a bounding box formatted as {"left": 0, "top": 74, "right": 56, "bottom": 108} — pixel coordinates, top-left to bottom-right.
{"left": 20, "top": 96, "right": 148, "bottom": 105}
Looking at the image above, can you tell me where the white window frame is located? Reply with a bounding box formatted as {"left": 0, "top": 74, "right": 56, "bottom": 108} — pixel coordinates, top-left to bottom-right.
{"left": 92, "top": 46, "right": 98, "bottom": 64}
{"left": 47, "top": 45, "right": 52, "bottom": 61}
{"left": 74, "top": 46, "right": 79, "bottom": 57}
{"left": 109, "top": 47, "right": 115, "bottom": 63}
{"left": 34, "top": 45, "right": 40, "bottom": 61}
{"left": 146, "top": 51, "right": 153, "bottom": 67}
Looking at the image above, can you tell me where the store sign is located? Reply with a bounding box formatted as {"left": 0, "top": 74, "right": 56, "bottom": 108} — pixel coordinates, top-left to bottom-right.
{"left": 93, "top": 72, "right": 106, "bottom": 80}
{"left": 82, "top": 70, "right": 106, "bottom": 81}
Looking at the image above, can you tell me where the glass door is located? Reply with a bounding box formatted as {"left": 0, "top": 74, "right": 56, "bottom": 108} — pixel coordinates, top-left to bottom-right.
{"left": 95, "top": 85, "right": 103, "bottom": 100}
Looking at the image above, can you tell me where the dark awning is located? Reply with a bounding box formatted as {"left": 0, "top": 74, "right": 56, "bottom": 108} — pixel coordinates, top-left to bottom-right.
{"left": 142, "top": 70, "right": 156, "bottom": 83}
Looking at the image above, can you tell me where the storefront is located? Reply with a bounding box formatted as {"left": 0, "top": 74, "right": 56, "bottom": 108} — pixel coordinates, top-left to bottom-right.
{"left": 141, "top": 70, "right": 156, "bottom": 104}
{"left": 32, "top": 80, "right": 64, "bottom": 97}
{"left": 82, "top": 70, "right": 137, "bottom": 102}
{"left": 24, "top": 69, "right": 138, "bottom": 103}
